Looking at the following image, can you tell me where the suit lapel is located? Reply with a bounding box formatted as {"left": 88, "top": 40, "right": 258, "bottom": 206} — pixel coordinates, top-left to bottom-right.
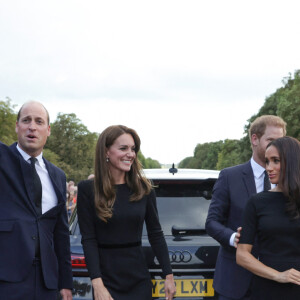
{"left": 43, "top": 158, "right": 64, "bottom": 205}
{"left": 242, "top": 161, "right": 257, "bottom": 196}
{"left": 10, "top": 143, "right": 39, "bottom": 215}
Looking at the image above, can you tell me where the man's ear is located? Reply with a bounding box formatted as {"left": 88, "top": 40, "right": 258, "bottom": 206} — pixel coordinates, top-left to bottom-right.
{"left": 48, "top": 125, "right": 51, "bottom": 137}
{"left": 251, "top": 134, "right": 259, "bottom": 147}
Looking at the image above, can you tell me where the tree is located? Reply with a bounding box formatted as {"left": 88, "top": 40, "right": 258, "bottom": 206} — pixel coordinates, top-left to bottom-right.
{"left": 216, "top": 139, "right": 243, "bottom": 170}
{"left": 277, "top": 70, "right": 300, "bottom": 139}
{"left": 145, "top": 157, "right": 161, "bottom": 168}
{"left": 46, "top": 113, "right": 98, "bottom": 182}
{"left": 0, "top": 98, "right": 17, "bottom": 145}
{"left": 178, "top": 141, "right": 223, "bottom": 170}
{"left": 138, "top": 151, "right": 161, "bottom": 169}
{"left": 194, "top": 141, "right": 223, "bottom": 169}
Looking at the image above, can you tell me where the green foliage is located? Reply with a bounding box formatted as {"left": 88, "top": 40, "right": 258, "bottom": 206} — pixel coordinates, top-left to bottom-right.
{"left": 179, "top": 139, "right": 246, "bottom": 170}
{"left": 3, "top": 69, "right": 300, "bottom": 176}
{"left": 277, "top": 70, "right": 300, "bottom": 139}
{"left": 0, "top": 100, "right": 162, "bottom": 181}
{"left": 194, "top": 141, "right": 223, "bottom": 169}
{"left": 0, "top": 98, "right": 17, "bottom": 145}
{"left": 216, "top": 139, "right": 243, "bottom": 170}
{"left": 179, "top": 141, "right": 225, "bottom": 170}
{"left": 178, "top": 156, "right": 195, "bottom": 168}
{"left": 45, "top": 113, "right": 98, "bottom": 183}
{"left": 138, "top": 151, "right": 161, "bottom": 169}
{"left": 179, "top": 69, "right": 300, "bottom": 170}
{"left": 144, "top": 157, "right": 161, "bottom": 168}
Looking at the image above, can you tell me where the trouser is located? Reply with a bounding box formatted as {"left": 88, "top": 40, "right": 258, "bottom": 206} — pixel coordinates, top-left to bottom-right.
{"left": 0, "top": 258, "right": 58, "bottom": 300}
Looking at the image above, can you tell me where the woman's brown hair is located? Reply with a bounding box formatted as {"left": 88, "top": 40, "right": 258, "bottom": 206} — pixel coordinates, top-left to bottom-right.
{"left": 94, "top": 125, "right": 152, "bottom": 222}
{"left": 266, "top": 136, "right": 300, "bottom": 219}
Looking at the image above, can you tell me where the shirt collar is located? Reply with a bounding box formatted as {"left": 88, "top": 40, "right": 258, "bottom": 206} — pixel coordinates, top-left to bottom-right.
{"left": 250, "top": 156, "right": 265, "bottom": 179}
{"left": 16, "top": 144, "right": 43, "bottom": 165}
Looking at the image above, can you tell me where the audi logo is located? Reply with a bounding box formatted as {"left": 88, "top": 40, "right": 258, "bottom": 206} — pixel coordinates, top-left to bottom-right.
{"left": 169, "top": 250, "right": 192, "bottom": 263}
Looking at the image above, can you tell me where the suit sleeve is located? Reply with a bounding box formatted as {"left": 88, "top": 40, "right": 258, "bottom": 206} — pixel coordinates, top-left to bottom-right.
{"left": 77, "top": 180, "right": 102, "bottom": 280}
{"left": 53, "top": 171, "right": 73, "bottom": 290}
{"left": 145, "top": 189, "right": 172, "bottom": 278}
{"left": 205, "top": 169, "right": 235, "bottom": 247}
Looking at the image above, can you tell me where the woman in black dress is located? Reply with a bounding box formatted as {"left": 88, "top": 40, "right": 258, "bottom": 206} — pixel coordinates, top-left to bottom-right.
{"left": 236, "top": 136, "right": 300, "bottom": 299}
{"left": 77, "top": 125, "right": 176, "bottom": 300}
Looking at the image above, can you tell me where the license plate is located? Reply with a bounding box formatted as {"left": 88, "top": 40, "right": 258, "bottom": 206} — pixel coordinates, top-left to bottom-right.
{"left": 152, "top": 279, "right": 214, "bottom": 297}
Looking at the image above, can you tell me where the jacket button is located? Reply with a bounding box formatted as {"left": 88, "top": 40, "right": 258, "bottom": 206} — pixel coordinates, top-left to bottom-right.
{"left": 32, "top": 236, "right": 36, "bottom": 240}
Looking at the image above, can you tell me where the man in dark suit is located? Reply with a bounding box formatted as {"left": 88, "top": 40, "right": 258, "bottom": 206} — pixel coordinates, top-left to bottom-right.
{"left": 0, "top": 101, "right": 73, "bottom": 299}
{"left": 205, "top": 115, "right": 286, "bottom": 300}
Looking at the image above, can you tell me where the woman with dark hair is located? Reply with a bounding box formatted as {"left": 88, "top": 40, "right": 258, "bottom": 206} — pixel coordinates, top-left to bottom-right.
{"left": 77, "top": 125, "right": 176, "bottom": 300}
{"left": 236, "top": 136, "right": 300, "bottom": 299}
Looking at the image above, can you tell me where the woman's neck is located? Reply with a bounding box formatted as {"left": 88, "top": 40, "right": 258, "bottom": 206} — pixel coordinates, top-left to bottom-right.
{"left": 110, "top": 170, "right": 126, "bottom": 185}
{"left": 271, "top": 186, "right": 282, "bottom": 192}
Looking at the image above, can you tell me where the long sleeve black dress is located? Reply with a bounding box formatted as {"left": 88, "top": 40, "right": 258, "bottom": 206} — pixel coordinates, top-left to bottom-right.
{"left": 239, "top": 191, "right": 300, "bottom": 300}
{"left": 77, "top": 180, "right": 172, "bottom": 300}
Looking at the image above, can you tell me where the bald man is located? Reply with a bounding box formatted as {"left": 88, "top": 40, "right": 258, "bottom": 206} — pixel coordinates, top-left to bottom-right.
{"left": 0, "top": 101, "right": 73, "bottom": 300}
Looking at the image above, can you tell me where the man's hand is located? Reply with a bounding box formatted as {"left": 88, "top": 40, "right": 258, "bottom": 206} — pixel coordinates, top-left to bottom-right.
{"left": 234, "top": 227, "right": 242, "bottom": 248}
{"left": 60, "top": 288, "right": 72, "bottom": 300}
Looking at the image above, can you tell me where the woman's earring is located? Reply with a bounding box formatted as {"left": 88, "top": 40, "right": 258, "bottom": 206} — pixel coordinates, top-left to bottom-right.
{"left": 106, "top": 157, "right": 109, "bottom": 163}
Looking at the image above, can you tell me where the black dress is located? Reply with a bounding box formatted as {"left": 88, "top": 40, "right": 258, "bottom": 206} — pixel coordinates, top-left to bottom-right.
{"left": 240, "top": 191, "right": 300, "bottom": 300}
{"left": 77, "top": 180, "right": 172, "bottom": 300}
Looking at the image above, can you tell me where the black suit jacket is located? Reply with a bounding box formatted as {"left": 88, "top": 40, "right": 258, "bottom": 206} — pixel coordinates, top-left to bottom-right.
{"left": 205, "top": 161, "right": 257, "bottom": 299}
{"left": 0, "top": 142, "right": 72, "bottom": 290}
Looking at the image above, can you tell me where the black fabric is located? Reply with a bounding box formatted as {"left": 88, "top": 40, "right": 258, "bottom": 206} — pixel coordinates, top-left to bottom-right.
{"left": 0, "top": 259, "right": 57, "bottom": 300}
{"left": 263, "top": 170, "right": 271, "bottom": 191}
{"left": 29, "top": 157, "right": 42, "bottom": 257}
{"left": 240, "top": 191, "right": 300, "bottom": 299}
{"left": 77, "top": 180, "right": 172, "bottom": 299}
{"left": 30, "top": 157, "right": 42, "bottom": 214}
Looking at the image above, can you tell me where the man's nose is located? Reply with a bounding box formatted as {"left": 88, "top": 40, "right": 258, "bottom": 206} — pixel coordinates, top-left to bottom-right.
{"left": 28, "top": 121, "right": 37, "bottom": 130}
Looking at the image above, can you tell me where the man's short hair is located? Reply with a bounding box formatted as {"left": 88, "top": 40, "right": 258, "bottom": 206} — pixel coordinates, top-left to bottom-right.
{"left": 249, "top": 115, "right": 286, "bottom": 140}
{"left": 17, "top": 101, "right": 50, "bottom": 125}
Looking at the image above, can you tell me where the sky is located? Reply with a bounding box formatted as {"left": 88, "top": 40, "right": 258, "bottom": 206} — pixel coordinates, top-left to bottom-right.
{"left": 1, "top": 0, "right": 300, "bottom": 164}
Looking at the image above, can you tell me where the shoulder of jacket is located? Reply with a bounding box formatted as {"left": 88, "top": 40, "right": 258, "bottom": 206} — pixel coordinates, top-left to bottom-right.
{"left": 221, "top": 161, "right": 250, "bottom": 174}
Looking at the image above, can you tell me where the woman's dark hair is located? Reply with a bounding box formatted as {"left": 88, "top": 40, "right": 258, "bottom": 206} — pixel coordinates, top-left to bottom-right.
{"left": 94, "top": 125, "right": 152, "bottom": 222}
{"left": 266, "top": 136, "right": 300, "bottom": 219}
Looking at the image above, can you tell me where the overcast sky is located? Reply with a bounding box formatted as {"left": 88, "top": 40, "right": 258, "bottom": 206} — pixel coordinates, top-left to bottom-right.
{"left": 1, "top": 1, "right": 299, "bottom": 164}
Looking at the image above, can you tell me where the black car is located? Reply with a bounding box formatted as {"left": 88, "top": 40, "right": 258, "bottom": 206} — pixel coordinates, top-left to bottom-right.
{"left": 68, "top": 168, "right": 220, "bottom": 299}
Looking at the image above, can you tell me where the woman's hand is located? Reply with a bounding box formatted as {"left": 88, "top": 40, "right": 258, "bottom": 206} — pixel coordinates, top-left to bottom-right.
{"left": 92, "top": 278, "right": 114, "bottom": 300}
{"left": 164, "top": 274, "right": 176, "bottom": 300}
{"left": 275, "top": 268, "right": 300, "bottom": 285}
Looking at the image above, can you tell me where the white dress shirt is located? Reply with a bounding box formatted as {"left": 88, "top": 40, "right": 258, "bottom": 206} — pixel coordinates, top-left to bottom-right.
{"left": 229, "top": 157, "right": 275, "bottom": 246}
{"left": 17, "top": 144, "right": 58, "bottom": 214}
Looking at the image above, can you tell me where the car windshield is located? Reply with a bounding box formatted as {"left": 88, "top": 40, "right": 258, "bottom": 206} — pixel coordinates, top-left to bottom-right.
{"left": 143, "top": 179, "right": 215, "bottom": 236}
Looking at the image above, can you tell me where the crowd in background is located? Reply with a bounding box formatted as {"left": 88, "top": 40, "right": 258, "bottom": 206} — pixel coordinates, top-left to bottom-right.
{"left": 67, "top": 174, "right": 94, "bottom": 220}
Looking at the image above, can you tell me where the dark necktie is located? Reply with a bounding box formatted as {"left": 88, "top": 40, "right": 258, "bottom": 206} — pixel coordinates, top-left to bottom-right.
{"left": 30, "top": 157, "right": 42, "bottom": 212}
{"left": 263, "top": 170, "right": 271, "bottom": 191}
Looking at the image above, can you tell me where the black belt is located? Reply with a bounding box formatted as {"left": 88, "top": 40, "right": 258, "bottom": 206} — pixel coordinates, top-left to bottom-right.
{"left": 98, "top": 241, "right": 141, "bottom": 249}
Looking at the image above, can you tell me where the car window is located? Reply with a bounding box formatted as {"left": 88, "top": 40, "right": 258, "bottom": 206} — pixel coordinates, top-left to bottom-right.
{"left": 143, "top": 179, "right": 215, "bottom": 236}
